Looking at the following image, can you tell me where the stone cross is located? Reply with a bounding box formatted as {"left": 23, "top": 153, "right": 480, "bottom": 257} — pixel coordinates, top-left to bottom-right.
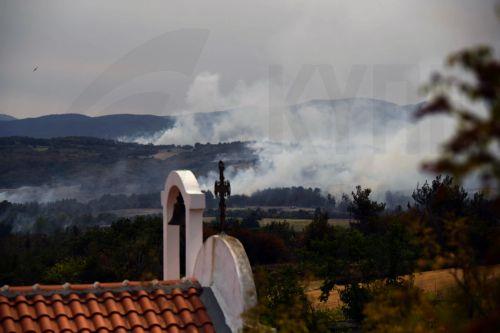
{"left": 214, "top": 160, "right": 231, "bottom": 232}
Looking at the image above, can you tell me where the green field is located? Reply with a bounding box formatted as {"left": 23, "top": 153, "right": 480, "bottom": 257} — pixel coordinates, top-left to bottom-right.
{"left": 260, "top": 218, "right": 352, "bottom": 230}
{"left": 203, "top": 216, "right": 353, "bottom": 231}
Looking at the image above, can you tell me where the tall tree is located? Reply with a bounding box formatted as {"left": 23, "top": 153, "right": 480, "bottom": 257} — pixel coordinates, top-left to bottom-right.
{"left": 417, "top": 46, "right": 500, "bottom": 198}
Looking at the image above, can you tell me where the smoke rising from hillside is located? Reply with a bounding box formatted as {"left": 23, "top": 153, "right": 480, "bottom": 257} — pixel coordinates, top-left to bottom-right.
{"left": 0, "top": 185, "right": 83, "bottom": 203}
{"left": 136, "top": 72, "right": 454, "bottom": 196}
{"left": 195, "top": 118, "right": 450, "bottom": 196}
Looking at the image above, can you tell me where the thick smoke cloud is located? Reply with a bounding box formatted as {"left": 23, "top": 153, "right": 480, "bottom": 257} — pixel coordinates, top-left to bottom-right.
{"left": 133, "top": 73, "right": 454, "bottom": 197}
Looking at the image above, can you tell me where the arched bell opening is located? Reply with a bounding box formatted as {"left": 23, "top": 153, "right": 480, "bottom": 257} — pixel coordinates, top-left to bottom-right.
{"left": 168, "top": 193, "right": 186, "bottom": 277}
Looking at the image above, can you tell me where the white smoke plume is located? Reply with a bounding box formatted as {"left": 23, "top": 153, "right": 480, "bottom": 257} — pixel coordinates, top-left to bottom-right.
{"left": 131, "top": 72, "right": 455, "bottom": 197}
{"left": 0, "top": 185, "right": 83, "bottom": 203}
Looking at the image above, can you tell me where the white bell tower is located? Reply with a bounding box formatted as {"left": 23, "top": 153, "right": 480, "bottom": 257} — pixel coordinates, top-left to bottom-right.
{"left": 161, "top": 170, "right": 205, "bottom": 279}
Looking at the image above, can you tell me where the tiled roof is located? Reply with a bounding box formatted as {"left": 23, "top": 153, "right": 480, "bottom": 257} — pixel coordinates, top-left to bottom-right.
{"left": 0, "top": 279, "right": 215, "bottom": 333}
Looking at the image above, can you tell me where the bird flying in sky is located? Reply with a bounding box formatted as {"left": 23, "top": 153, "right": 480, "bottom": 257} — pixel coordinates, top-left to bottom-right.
{"left": 33, "top": 66, "right": 38, "bottom": 72}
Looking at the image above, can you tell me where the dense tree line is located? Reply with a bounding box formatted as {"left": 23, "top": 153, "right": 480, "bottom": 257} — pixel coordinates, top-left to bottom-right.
{"left": 225, "top": 187, "right": 335, "bottom": 208}
{"left": 0, "top": 193, "right": 161, "bottom": 233}
{"left": 1, "top": 186, "right": 353, "bottom": 232}
{"left": 0, "top": 215, "right": 294, "bottom": 285}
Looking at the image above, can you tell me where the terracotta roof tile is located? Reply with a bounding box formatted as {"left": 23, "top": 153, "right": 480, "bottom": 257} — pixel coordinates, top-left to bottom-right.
{"left": 0, "top": 280, "right": 215, "bottom": 333}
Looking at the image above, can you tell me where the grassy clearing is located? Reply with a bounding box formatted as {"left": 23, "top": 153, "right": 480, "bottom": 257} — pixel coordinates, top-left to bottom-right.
{"left": 305, "top": 265, "right": 500, "bottom": 310}
{"left": 153, "top": 150, "right": 178, "bottom": 160}
{"left": 203, "top": 217, "right": 353, "bottom": 230}
{"left": 107, "top": 208, "right": 161, "bottom": 218}
{"left": 260, "top": 218, "right": 352, "bottom": 231}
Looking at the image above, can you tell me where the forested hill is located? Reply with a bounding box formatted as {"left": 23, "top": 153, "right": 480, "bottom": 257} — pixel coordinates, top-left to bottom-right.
{"left": 0, "top": 137, "right": 256, "bottom": 198}
{"left": 0, "top": 186, "right": 341, "bottom": 233}
{"left": 0, "top": 113, "right": 174, "bottom": 139}
{"left": 0, "top": 114, "right": 16, "bottom": 121}
{"left": 0, "top": 98, "right": 421, "bottom": 140}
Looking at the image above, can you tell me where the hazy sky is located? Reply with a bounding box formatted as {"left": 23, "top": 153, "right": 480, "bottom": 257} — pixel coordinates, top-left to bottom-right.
{"left": 0, "top": 0, "right": 499, "bottom": 118}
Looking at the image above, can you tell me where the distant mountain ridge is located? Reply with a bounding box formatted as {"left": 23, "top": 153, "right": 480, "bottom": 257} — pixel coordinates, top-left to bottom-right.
{"left": 0, "top": 98, "right": 423, "bottom": 140}
{"left": 0, "top": 114, "right": 16, "bottom": 121}
{"left": 291, "top": 98, "right": 422, "bottom": 126}
{"left": 0, "top": 113, "right": 174, "bottom": 139}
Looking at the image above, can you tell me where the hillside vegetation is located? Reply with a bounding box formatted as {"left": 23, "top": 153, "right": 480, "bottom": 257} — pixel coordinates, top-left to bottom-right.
{"left": 0, "top": 137, "right": 256, "bottom": 195}
{"left": 0, "top": 113, "right": 174, "bottom": 139}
